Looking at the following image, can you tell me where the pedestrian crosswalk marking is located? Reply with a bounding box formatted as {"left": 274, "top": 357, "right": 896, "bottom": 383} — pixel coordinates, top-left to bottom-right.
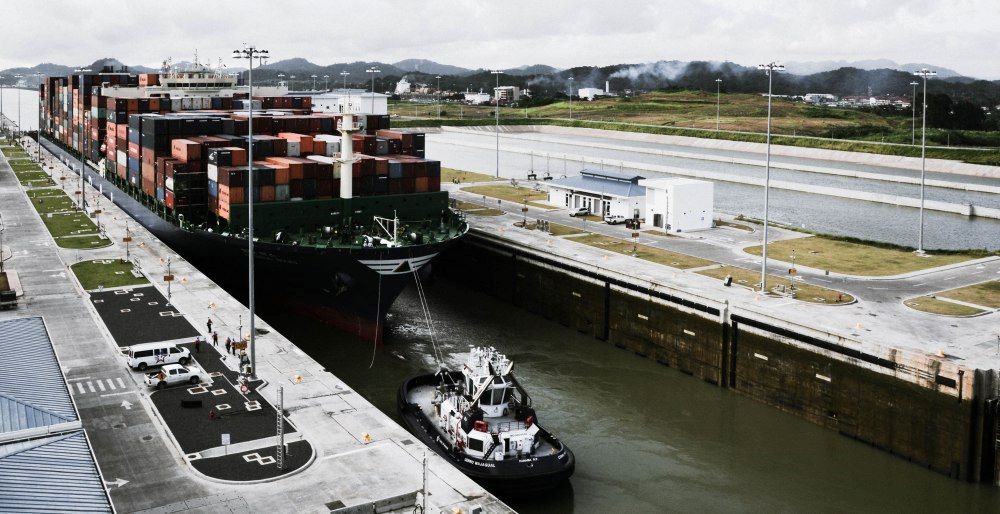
{"left": 116, "top": 377, "right": 126, "bottom": 388}
{"left": 87, "top": 381, "right": 96, "bottom": 393}
{"left": 97, "top": 380, "right": 106, "bottom": 392}
{"left": 106, "top": 379, "right": 117, "bottom": 390}
{"left": 76, "top": 382, "right": 86, "bottom": 394}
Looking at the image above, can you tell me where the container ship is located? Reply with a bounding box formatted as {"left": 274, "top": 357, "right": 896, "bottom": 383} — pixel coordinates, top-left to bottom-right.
{"left": 38, "top": 59, "right": 468, "bottom": 341}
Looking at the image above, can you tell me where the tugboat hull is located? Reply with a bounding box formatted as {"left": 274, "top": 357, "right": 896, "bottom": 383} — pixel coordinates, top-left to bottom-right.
{"left": 397, "top": 372, "right": 575, "bottom": 496}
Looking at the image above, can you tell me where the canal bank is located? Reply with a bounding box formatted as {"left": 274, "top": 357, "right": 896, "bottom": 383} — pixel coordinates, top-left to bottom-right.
{"left": 433, "top": 227, "right": 1000, "bottom": 488}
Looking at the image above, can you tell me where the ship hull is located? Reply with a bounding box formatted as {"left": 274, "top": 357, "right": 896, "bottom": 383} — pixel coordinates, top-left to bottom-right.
{"left": 41, "top": 137, "right": 462, "bottom": 342}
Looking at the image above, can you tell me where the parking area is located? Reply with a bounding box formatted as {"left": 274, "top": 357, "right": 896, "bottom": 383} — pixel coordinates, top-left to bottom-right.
{"left": 85, "top": 284, "right": 312, "bottom": 482}
{"left": 89, "top": 285, "right": 199, "bottom": 345}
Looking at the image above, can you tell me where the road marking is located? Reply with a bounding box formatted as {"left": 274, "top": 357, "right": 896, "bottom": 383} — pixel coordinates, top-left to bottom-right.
{"left": 106, "top": 379, "right": 117, "bottom": 390}
{"left": 87, "top": 381, "right": 96, "bottom": 393}
{"left": 100, "top": 391, "right": 134, "bottom": 398}
{"left": 116, "top": 377, "right": 126, "bottom": 388}
{"left": 76, "top": 382, "right": 86, "bottom": 394}
{"left": 96, "top": 380, "right": 106, "bottom": 392}
{"left": 913, "top": 282, "right": 926, "bottom": 287}
{"left": 67, "top": 376, "right": 93, "bottom": 382}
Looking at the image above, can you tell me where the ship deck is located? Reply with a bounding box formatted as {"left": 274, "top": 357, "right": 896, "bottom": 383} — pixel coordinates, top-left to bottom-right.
{"left": 408, "top": 383, "right": 560, "bottom": 457}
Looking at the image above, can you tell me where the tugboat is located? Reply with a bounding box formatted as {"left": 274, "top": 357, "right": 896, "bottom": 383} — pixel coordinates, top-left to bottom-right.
{"left": 398, "top": 347, "right": 574, "bottom": 495}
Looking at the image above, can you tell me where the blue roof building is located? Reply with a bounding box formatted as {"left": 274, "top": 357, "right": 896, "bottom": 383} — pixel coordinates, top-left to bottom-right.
{"left": 546, "top": 169, "right": 647, "bottom": 219}
{"left": 0, "top": 317, "right": 114, "bottom": 513}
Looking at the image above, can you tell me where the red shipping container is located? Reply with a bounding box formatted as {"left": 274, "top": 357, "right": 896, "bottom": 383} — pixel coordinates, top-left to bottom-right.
{"left": 128, "top": 141, "right": 140, "bottom": 159}
{"left": 260, "top": 186, "right": 275, "bottom": 202}
{"left": 171, "top": 139, "right": 202, "bottom": 162}
{"left": 165, "top": 190, "right": 175, "bottom": 209}
{"left": 116, "top": 124, "right": 127, "bottom": 140}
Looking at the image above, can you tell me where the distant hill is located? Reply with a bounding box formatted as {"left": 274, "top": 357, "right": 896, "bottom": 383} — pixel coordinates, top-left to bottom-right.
{"left": 785, "top": 59, "right": 965, "bottom": 79}
{"left": 260, "top": 58, "right": 325, "bottom": 73}
{"left": 507, "top": 64, "right": 560, "bottom": 76}
{"left": 393, "top": 59, "right": 472, "bottom": 76}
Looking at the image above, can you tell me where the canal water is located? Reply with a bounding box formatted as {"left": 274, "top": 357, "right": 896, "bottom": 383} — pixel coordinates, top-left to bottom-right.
{"left": 260, "top": 278, "right": 1000, "bottom": 513}
{"left": 428, "top": 132, "right": 1000, "bottom": 251}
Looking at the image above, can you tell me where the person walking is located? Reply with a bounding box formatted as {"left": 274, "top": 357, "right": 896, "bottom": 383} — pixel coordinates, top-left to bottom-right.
{"left": 225, "top": 337, "right": 232, "bottom": 355}
{"left": 212, "top": 331, "right": 219, "bottom": 347}
{"left": 194, "top": 337, "right": 201, "bottom": 354}
{"left": 206, "top": 317, "right": 213, "bottom": 333}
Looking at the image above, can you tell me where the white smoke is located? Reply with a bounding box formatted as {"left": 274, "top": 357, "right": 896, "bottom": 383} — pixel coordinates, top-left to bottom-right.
{"left": 610, "top": 60, "right": 688, "bottom": 81}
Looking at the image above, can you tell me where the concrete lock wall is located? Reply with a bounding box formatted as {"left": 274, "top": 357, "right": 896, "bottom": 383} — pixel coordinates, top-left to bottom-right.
{"left": 438, "top": 233, "right": 1000, "bottom": 485}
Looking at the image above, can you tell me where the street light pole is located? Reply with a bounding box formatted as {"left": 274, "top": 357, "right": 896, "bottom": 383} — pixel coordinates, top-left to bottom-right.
{"left": 914, "top": 68, "right": 936, "bottom": 254}
{"left": 340, "top": 71, "right": 350, "bottom": 112}
{"left": 757, "top": 62, "right": 784, "bottom": 294}
{"left": 15, "top": 74, "right": 23, "bottom": 139}
{"left": 435, "top": 75, "right": 442, "bottom": 118}
{"left": 73, "top": 68, "right": 91, "bottom": 211}
{"left": 491, "top": 70, "right": 504, "bottom": 178}
{"left": 715, "top": 78, "right": 722, "bottom": 131}
{"left": 311, "top": 74, "right": 317, "bottom": 90}
{"left": 909, "top": 81, "right": 919, "bottom": 146}
{"left": 366, "top": 67, "right": 381, "bottom": 113}
{"left": 233, "top": 44, "right": 270, "bottom": 379}
{"left": 568, "top": 77, "right": 574, "bottom": 119}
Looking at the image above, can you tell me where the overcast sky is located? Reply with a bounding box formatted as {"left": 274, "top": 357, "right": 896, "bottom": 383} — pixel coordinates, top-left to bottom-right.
{"left": 3, "top": 0, "right": 998, "bottom": 78}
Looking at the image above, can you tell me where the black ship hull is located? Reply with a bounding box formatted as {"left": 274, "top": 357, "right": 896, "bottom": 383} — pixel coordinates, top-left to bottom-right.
{"left": 42, "top": 138, "right": 463, "bottom": 342}
{"left": 397, "top": 372, "right": 575, "bottom": 496}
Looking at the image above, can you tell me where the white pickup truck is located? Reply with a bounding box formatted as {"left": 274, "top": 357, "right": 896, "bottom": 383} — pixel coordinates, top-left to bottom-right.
{"left": 144, "top": 363, "right": 209, "bottom": 389}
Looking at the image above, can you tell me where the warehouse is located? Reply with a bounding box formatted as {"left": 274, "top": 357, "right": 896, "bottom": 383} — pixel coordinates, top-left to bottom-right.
{"left": 546, "top": 169, "right": 646, "bottom": 218}
{"left": 311, "top": 89, "right": 388, "bottom": 115}
{"left": 639, "top": 177, "right": 714, "bottom": 232}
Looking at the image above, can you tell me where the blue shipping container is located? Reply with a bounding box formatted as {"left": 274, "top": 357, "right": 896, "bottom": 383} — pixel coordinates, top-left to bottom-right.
{"left": 207, "top": 180, "right": 219, "bottom": 197}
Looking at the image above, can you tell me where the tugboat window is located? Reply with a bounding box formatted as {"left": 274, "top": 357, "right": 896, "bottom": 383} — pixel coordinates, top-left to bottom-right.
{"left": 468, "top": 439, "right": 484, "bottom": 453}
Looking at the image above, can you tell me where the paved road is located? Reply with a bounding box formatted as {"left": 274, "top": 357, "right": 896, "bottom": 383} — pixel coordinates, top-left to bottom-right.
{"left": 450, "top": 183, "right": 1000, "bottom": 305}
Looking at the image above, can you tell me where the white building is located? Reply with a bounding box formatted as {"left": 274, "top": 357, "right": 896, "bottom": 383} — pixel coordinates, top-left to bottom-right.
{"left": 803, "top": 93, "right": 838, "bottom": 104}
{"left": 311, "top": 89, "right": 388, "bottom": 115}
{"left": 546, "top": 169, "right": 646, "bottom": 218}
{"left": 578, "top": 87, "right": 606, "bottom": 101}
{"left": 464, "top": 91, "right": 492, "bottom": 105}
{"left": 639, "top": 178, "right": 714, "bottom": 233}
{"left": 394, "top": 77, "right": 412, "bottom": 95}
{"left": 495, "top": 85, "right": 521, "bottom": 103}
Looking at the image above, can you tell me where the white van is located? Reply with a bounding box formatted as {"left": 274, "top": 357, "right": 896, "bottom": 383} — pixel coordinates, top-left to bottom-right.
{"left": 127, "top": 342, "right": 191, "bottom": 371}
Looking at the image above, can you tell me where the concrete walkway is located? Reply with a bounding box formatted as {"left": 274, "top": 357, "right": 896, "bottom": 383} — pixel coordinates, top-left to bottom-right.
{"left": 2, "top": 135, "right": 511, "bottom": 514}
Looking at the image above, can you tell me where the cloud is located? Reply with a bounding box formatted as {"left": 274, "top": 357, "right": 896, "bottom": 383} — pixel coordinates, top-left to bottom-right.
{"left": 0, "top": 0, "right": 997, "bottom": 78}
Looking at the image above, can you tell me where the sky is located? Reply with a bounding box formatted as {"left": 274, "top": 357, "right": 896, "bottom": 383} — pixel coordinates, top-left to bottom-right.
{"left": 2, "top": 0, "right": 999, "bottom": 78}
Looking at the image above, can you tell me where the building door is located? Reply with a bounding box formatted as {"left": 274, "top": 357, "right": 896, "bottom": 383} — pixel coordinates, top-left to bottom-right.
{"left": 602, "top": 200, "right": 610, "bottom": 216}
{"left": 653, "top": 213, "right": 663, "bottom": 228}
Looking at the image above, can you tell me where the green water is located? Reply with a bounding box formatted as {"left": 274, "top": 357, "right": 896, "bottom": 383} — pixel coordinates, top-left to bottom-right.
{"left": 261, "top": 279, "right": 1000, "bottom": 513}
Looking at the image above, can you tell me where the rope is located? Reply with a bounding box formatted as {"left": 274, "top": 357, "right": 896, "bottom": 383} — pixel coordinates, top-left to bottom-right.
{"left": 412, "top": 269, "right": 442, "bottom": 366}
{"left": 368, "top": 272, "right": 382, "bottom": 369}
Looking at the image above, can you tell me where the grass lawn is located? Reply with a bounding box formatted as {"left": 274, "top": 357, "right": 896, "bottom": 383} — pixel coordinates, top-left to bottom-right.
{"left": 549, "top": 223, "right": 585, "bottom": 236}
{"left": 26, "top": 188, "right": 67, "bottom": 198}
{"left": 462, "top": 184, "right": 551, "bottom": 210}
{"left": 934, "top": 280, "right": 1000, "bottom": 309}
{"left": 71, "top": 259, "right": 148, "bottom": 291}
{"left": 698, "top": 265, "right": 854, "bottom": 304}
{"left": 454, "top": 200, "right": 504, "bottom": 216}
{"left": 442, "top": 167, "right": 497, "bottom": 184}
{"left": 744, "top": 236, "right": 976, "bottom": 276}
{"left": 572, "top": 233, "right": 714, "bottom": 269}
{"left": 15, "top": 171, "right": 54, "bottom": 186}
{"left": 9, "top": 160, "right": 41, "bottom": 171}
{"left": 42, "top": 211, "right": 98, "bottom": 237}
{"left": 642, "top": 229, "right": 677, "bottom": 237}
{"left": 903, "top": 296, "right": 985, "bottom": 316}
{"left": 31, "top": 194, "right": 77, "bottom": 214}
{"left": 715, "top": 219, "right": 754, "bottom": 232}
{"left": 57, "top": 235, "right": 112, "bottom": 250}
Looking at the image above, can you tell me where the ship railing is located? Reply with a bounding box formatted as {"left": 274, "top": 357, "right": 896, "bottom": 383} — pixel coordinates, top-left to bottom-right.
{"left": 491, "top": 420, "right": 528, "bottom": 434}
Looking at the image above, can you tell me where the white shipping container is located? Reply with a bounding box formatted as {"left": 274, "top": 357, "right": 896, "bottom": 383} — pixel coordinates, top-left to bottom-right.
{"left": 275, "top": 184, "right": 290, "bottom": 201}
{"left": 165, "top": 177, "right": 174, "bottom": 190}
{"left": 117, "top": 150, "right": 127, "bottom": 164}
{"left": 286, "top": 141, "right": 300, "bottom": 157}
{"left": 325, "top": 141, "right": 340, "bottom": 156}
{"left": 207, "top": 164, "right": 219, "bottom": 182}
